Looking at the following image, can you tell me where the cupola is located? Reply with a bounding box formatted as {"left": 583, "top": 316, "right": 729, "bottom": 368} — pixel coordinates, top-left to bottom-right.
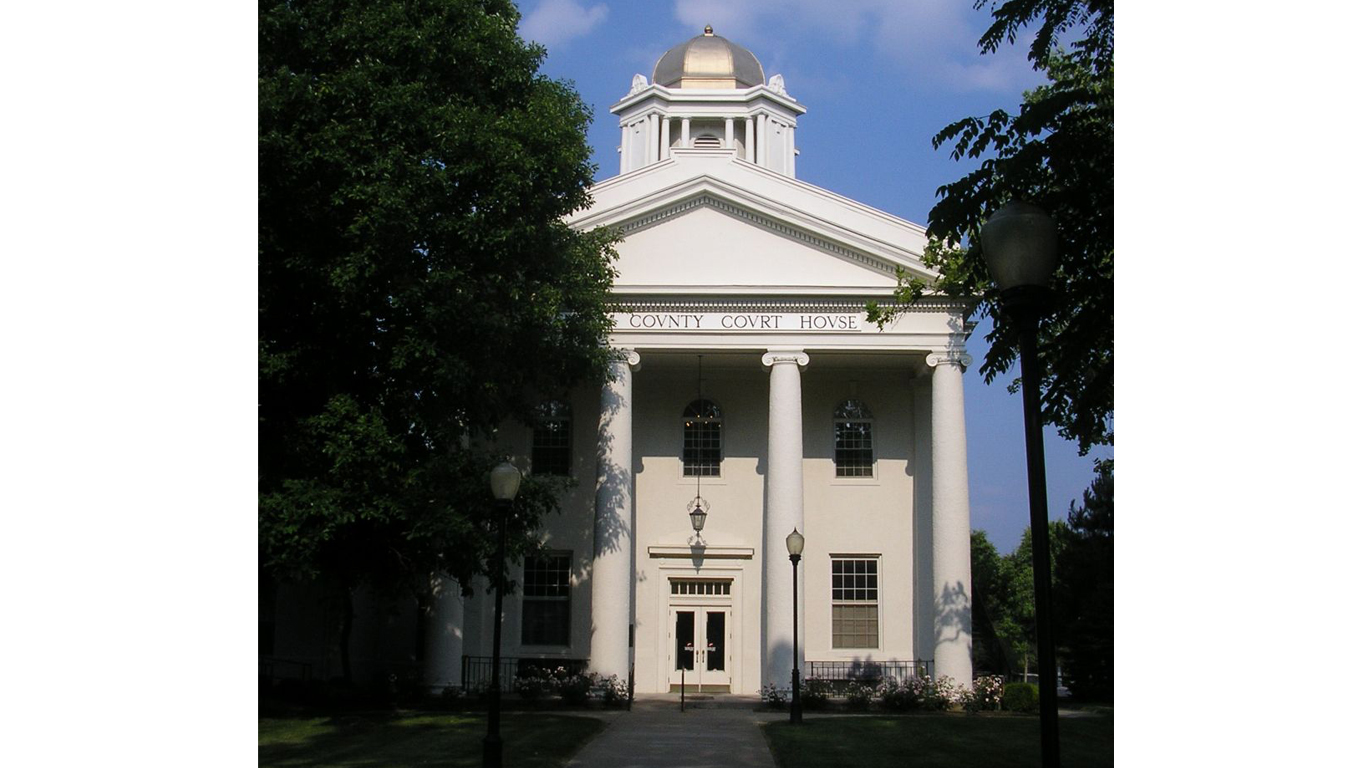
{"left": 610, "top": 26, "right": 805, "bottom": 178}
{"left": 652, "top": 25, "right": 765, "bottom": 90}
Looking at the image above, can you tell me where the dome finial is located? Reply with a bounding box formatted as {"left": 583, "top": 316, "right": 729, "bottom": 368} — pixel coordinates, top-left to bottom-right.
{"left": 703, "top": 25, "right": 713, "bottom": 36}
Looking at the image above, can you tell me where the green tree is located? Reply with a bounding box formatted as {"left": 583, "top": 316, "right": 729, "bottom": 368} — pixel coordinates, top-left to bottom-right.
{"left": 258, "top": 0, "right": 618, "bottom": 680}
{"left": 975, "top": 523, "right": 1067, "bottom": 678}
{"left": 1054, "top": 460, "right": 1114, "bottom": 700}
{"left": 869, "top": 0, "right": 1113, "bottom": 455}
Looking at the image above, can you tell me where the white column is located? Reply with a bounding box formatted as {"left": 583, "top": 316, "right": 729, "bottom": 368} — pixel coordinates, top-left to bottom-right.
{"left": 756, "top": 113, "right": 767, "bottom": 168}
{"left": 423, "top": 575, "right": 465, "bottom": 692}
{"left": 681, "top": 117, "right": 691, "bottom": 148}
{"left": 745, "top": 117, "right": 755, "bottom": 162}
{"left": 591, "top": 349, "right": 640, "bottom": 680}
{"left": 927, "top": 351, "right": 973, "bottom": 685}
{"left": 660, "top": 117, "right": 671, "bottom": 160}
{"left": 648, "top": 113, "right": 659, "bottom": 164}
{"left": 619, "top": 123, "right": 629, "bottom": 174}
{"left": 724, "top": 117, "right": 735, "bottom": 151}
{"left": 762, "top": 349, "right": 809, "bottom": 689}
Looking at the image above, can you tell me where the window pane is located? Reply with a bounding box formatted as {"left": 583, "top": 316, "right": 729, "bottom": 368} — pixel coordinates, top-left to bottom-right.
{"left": 683, "top": 402, "right": 722, "bottom": 476}
{"left": 532, "top": 402, "right": 572, "bottom": 476}
{"left": 832, "top": 557, "right": 880, "bottom": 648}
{"left": 521, "top": 553, "right": 571, "bottom": 646}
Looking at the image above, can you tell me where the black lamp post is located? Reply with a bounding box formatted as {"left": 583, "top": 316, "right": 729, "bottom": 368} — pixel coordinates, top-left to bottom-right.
{"left": 483, "top": 460, "right": 522, "bottom": 768}
{"left": 981, "top": 201, "right": 1061, "bottom": 768}
{"left": 786, "top": 527, "right": 804, "bottom": 725}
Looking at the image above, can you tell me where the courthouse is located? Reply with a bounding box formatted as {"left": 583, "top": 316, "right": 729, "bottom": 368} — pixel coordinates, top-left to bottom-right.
{"left": 269, "top": 27, "right": 976, "bottom": 695}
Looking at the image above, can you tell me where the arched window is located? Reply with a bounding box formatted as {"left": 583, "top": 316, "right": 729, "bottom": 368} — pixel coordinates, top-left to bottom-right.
{"left": 834, "top": 399, "right": 874, "bottom": 477}
{"left": 682, "top": 399, "right": 723, "bottom": 477}
{"left": 532, "top": 400, "right": 572, "bottom": 476}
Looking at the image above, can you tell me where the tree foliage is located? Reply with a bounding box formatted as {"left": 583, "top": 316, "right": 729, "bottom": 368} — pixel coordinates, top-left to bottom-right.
{"left": 869, "top": 0, "right": 1113, "bottom": 454}
{"left": 258, "top": 0, "right": 617, "bottom": 614}
{"left": 971, "top": 460, "right": 1113, "bottom": 699}
{"left": 1054, "top": 459, "right": 1114, "bottom": 699}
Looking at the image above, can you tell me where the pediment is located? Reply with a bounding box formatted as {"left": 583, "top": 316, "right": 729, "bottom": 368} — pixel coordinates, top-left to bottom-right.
{"left": 614, "top": 198, "right": 899, "bottom": 290}
{"left": 568, "top": 157, "right": 939, "bottom": 292}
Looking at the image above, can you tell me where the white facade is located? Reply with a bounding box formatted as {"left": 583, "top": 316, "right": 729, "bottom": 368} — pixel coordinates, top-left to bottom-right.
{"left": 266, "top": 28, "right": 976, "bottom": 697}
{"left": 441, "top": 29, "right": 976, "bottom": 695}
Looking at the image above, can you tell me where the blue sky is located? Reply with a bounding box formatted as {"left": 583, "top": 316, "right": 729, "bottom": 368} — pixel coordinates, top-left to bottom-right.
{"left": 514, "top": 0, "right": 1113, "bottom": 551}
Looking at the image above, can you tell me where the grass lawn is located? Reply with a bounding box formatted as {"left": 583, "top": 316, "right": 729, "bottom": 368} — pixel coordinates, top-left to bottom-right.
{"left": 763, "top": 713, "right": 1113, "bottom": 768}
{"left": 259, "top": 711, "right": 606, "bottom": 768}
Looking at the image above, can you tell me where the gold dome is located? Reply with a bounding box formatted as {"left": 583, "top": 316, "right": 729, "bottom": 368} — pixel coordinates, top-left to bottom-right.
{"left": 652, "top": 26, "right": 765, "bottom": 89}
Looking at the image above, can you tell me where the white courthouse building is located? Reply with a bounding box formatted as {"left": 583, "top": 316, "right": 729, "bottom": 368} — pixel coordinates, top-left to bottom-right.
{"left": 268, "top": 27, "right": 977, "bottom": 696}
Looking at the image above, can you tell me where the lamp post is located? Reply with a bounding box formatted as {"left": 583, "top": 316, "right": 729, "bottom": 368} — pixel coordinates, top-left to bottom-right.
{"left": 981, "top": 201, "right": 1061, "bottom": 768}
{"left": 484, "top": 461, "right": 522, "bottom": 768}
{"left": 786, "top": 528, "right": 804, "bottom": 725}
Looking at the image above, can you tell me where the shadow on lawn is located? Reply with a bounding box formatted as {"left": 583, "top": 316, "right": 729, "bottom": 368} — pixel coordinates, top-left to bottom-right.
{"left": 259, "top": 712, "right": 604, "bottom": 768}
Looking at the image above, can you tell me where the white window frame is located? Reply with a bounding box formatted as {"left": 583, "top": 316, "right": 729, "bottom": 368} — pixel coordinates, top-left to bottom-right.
{"left": 830, "top": 554, "right": 882, "bottom": 650}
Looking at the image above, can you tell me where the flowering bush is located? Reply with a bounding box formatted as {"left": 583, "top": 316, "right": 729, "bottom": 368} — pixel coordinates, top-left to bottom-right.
{"left": 514, "top": 667, "right": 557, "bottom": 701}
{"left": 844, "top": 683, "right": 875, "bottom": 710}
{"left": 761, "top": 683, "right": 788, "bottom": 708}
{"left": 960, "top": 676, "right": 1004, "bottom": 713}
{"left": 598, "top": 674, "right": 629, "bottom": 707}
{"left": 800, "top": 678, "right": 831, "bottom": 709}
{"left": 920, "top": 675, "right": 963, "bottom": 711}
{"left": 558, "top": 671, "right": 594, "bottom": 704}
{"left": 876, "top": 678, "right": 912, "bottom": 710}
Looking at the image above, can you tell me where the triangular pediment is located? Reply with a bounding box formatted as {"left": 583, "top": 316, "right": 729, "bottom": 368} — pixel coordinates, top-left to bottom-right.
{"left": 567, "top": 153, "right": 939, "bottom": 293}
{"left": 612, "top": 197, "right": 898, "bottom": 290}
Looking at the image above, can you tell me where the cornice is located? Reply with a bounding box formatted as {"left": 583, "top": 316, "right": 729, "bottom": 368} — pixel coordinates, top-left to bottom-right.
{"left": 612, "top": 296, "right": 970, "bottom": 314}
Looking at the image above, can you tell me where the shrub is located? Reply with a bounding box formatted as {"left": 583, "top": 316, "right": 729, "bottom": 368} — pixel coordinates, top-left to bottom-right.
{"left": 961, "top": 676, "right": 1005, "bottom": 713}
{"left": 844, "top": 683, "right": 875, "bottom": 711}
{"left": 514, "top": 667, "right": 556, "bottom": 701}
{"left": 919, "top": 675, "right": 960, "bottom": 712}
{"left": 877, "top": 678, "right": 913, "bottom": 711}
{"left": 558, "top": 672, "right": 594, "bottom": 705}
{"left": 801, "top": 678, "right": 831, "bottom": 710}
{"left": 598, "top": 674, "right": 629, "bottom": 707}
{"left": 761, "top": 683, "right": 788, "bottom": 708}
{"left": 1003, "top": 682, "right": 1040, "bottom": 713}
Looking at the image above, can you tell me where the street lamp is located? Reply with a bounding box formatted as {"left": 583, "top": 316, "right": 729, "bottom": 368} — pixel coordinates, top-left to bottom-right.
{"left": 786, "top": 527, "right": 804, "bottom": 725}
{"left": 484, "top": 460, "right": 522, "bottom": 768}
{"left": 981, "top": 201, "right": 1061, "bottom": 768}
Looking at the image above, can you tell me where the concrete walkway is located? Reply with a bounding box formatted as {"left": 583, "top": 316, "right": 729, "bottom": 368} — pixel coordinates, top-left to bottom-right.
{"left": 566, "top": 694, "right": 785, "bottom": 768}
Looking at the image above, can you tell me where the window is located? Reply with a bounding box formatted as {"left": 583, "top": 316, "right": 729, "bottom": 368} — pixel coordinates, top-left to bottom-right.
{"left": 532, "top": 400, "right": 572, "bottom": 476}
{"left": 693, "top": 135, "right": 722, "bottom": 148}
{"left": 834, "top": 399, "right": 874, "bottom": 478}
{"left": 670, "top": 579, "right": 731, "bottom": 596}
{"left": 832, "top": 557, "right": 879, "bottom": 648}
{"left": 682, "top": 399, "right": 722, "bottom": 476}
{"left": 521, "top": 552, "right": 571, "bottom": 646}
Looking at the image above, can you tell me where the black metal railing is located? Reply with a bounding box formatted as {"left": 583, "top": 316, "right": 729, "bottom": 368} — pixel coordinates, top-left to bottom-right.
{"left": 460, "top": 656, "right": 589, "bottom": 693}
{"left": 804, "top": 659, "right": 933, "bottom": 686}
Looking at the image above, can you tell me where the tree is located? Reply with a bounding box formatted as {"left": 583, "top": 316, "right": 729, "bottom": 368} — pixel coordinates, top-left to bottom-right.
{"left": 258, "top": 0, "right": 618, "bottom": 679}
{"left": 869, "top": 0, "right": 1113, "bottom": 455}
{"left": 973, "top": 523, "right": 1067, "bottom": 678}
{"left": 1054, "top": 460, "right": 1114, "bottom": 700}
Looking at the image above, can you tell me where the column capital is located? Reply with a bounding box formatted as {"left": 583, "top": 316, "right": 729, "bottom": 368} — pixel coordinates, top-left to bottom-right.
{"left": 612, "top": 348, "right": 641, "bottom": 371}
{"left": 762, "top": 350, "right": 809, "bottom": 369}
{"left": 925, "top": 350, "right": 972, "bottom": 371}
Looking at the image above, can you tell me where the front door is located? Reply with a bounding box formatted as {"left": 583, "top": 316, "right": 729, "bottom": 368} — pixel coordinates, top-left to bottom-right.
{"left": 668, "top": 606, "right": 731, "bottom": 690}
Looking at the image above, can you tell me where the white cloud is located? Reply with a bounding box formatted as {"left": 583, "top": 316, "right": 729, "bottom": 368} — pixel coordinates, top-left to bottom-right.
{"left": 671, "top": 0, "right": 1038, "bottom": 94}
{"left": 520, "top": 0, "right": 609, "bottom": 49}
